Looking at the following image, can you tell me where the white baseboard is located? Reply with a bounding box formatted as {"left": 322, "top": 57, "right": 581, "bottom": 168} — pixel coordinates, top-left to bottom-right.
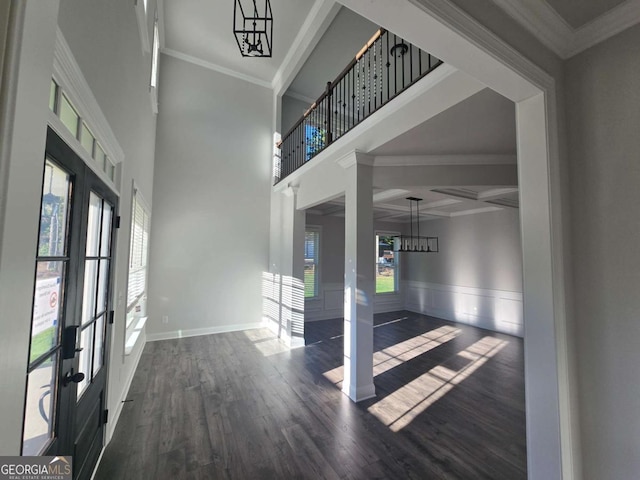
{"left": 146, "top": 322, "right": 264, "bottom": 342}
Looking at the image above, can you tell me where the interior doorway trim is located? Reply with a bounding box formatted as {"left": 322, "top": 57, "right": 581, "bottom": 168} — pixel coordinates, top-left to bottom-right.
{"left": 334, "top": 0, "right": 575, "bottom": 478}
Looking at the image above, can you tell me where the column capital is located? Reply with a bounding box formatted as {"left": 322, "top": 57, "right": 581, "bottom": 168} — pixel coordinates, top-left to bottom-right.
{"left": 282, "top": 185, "right": 299, "bottom": 197}
{"left": 336, "top": 150, "right": 375, "bottom": 169}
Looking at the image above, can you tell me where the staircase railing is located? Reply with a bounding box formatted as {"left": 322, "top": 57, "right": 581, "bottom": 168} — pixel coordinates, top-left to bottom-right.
{"left": 274, "top": 28, "right": 442, "bottom": 184}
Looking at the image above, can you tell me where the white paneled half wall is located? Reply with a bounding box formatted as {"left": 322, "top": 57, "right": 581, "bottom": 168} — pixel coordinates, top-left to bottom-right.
{"left": 404, "top": 281, "right": 523, "bottom": 337}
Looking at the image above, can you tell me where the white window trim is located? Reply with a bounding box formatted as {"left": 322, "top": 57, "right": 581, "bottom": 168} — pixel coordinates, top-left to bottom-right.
{"left": 135, "top": 0, "right": 151, "bottom": 54}
{"left": 375, "top": 231, "right": 400, "bottom": 295}
{"left": 305, "top": 225, "right": 322, "bottom": 299}
{"left": 149, "top": 12, "right": 160, "bottom": 114}
{"left": 125, "top": 182, "right": 151, "bottom": 355}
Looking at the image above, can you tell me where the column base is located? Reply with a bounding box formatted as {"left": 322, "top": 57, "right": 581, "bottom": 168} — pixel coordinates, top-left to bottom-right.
{"left": 342, "top": 382, "right": 376, "bottom": 403}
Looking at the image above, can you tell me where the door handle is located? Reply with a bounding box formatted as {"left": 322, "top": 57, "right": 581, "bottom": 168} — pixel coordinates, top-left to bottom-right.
{"left": 63, "top": 369, "right": 85, "bottom": 387}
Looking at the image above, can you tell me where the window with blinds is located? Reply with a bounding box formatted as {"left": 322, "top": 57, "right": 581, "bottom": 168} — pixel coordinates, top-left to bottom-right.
{"left": 127, "top": 188, "right": 150, "bottom": 322}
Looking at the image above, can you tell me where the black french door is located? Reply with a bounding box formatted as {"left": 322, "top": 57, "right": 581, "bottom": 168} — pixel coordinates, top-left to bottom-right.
{"left": 22, "top": 127, "right": 117, "bottom": 480}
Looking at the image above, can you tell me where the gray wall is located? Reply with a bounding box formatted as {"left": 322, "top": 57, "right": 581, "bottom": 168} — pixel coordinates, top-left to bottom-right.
{"left": 281, "top": 94, "right": 310, "bottom": 136}
{"left": 148, "top": 54, "right": 272, "bottom": 338}
{"left": 566, "top": 24, "right": 640, "bottom": 480}
{"left": 403, "top": 209, "right": 522, "bottom": 292}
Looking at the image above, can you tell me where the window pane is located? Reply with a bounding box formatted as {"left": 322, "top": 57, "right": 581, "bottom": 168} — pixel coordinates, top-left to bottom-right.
{"left": 82, "top": 260, "right": 98, "bottom": 324}
{"left": 304, "top": 230, "right": 319, "bottom": 298}
{"left": 80, "top": 122, "right": 94, "bottom": 156}
{"left": 107, "top": 161, "right": 116, "bottom": 181}
{"left": 22, "top": 352, "right": 58, "bottom": 455}
{"left": 38, "top": 160, "right": 71, "bottom": 257}
{"left": 86, "top": 192, "right": 102, "bottom": 256}
{"left": 95, "top": 143, "right": 106, "bottom": 171}
{"left": 96, "top": 259, "right": 110, "bottom": 316}
{"left": 100, "top": 202, "right": 112, "bottom": 257}
{"left": 49, "top": 80, "right": 57, "bottom": 112}
{"left": 59, "top": 94, "right": 79, "bottom": 137}
{"left": 77, "top": 324, "right": 93, "bottom": 399}
{"left": 93, "top": 315, "right": 105, "bottom": 377}
{"left": 30, "top": 261, "right": 65, "bottom": 364}
{"left": 376, "top": 235, "right": 396, "bottom": 294}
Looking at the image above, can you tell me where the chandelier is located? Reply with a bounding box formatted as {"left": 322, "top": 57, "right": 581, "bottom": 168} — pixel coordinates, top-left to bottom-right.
{"left": 233, "top": 0, "right": 273, "bottom": 57}
{"left": 397, "top": 197, "right": 439, "bottom": 253}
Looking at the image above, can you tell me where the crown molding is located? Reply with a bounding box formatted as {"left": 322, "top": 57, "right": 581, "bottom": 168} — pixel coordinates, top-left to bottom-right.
{"left": 161, "top": 48, "right": 272, "bottom": 89}
{"left": 570, "top": 0, "right": 640, "bottom": 56}
{"left": 492, "top": 0, "right": 640, "bottom": 59}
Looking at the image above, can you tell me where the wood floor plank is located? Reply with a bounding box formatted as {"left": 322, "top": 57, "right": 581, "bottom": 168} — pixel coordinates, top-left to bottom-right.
{"left": 95, "top": 310, "right": 526, "bottom": 479}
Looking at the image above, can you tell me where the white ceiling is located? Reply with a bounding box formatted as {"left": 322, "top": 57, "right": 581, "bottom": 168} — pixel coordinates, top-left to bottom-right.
{"left": 543, "top": 0, "right": 626, "bottom": 28}
{"left": 162, "top": 0, "right": 315, "bottom": 85}
{"left": 491, "top": 0, "right": 640, "bottom": 58}
{"left": 370, "top": 88, "right": 516, "bottom": 157}
{"left": 308, "top": 186, "right": 519, "bottom": 223}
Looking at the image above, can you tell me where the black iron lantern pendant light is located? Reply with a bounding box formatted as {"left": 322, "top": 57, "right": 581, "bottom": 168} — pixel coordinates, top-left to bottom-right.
{"left": 397, "top": 197, "right": 439, "bottom": 253}
{"left": 234, "top": 0, "right": 273, "bottom": 57}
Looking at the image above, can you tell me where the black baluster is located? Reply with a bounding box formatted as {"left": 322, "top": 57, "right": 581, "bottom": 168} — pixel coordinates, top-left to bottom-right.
{"left": 409, "top": 44, "right": 413, "bottom": 82}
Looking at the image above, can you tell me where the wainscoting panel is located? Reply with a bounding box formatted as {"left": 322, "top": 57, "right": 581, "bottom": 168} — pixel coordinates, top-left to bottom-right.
{"left": 305, "top": 283, "right": 404, "bottom": 322}
{"left": 404, "top": 281, "right": 523, "bottom": 337}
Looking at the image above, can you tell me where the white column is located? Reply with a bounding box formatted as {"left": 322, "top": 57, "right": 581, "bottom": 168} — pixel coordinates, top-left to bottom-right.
{"left": 340, "top": 152, "right": 376, "bottom": 402}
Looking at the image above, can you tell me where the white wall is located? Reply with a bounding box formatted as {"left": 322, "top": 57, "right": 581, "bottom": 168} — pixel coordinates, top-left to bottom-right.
{"left": 0, "top": 1, "right": 9, "bottom": 88}
{"left": 0, "top": 1, "right": 60, "bottom": 455}
{"left": 403, "top": 209, "right": 524, "bottom": 336}
{"left": 147, "top": 54, "right": 272, "bottom": 340}
{"left": 304, "top": 213, "right": 404, "bottom": 321}
{"left": 56, "top": 0, "right": 159, "bottom": 440}
{"left": 565, "top": 24, "right": 640, "bottom": 480}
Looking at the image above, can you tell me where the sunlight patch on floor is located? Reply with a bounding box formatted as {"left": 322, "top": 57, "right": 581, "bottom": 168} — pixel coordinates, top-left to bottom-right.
{"left": 322, "top": 325, "right": 461, "bottom": 387}
{"left": 367, "top": 336, "right": 507, "bottom": 432}
{"left": 243, "top": 329, "right": 291, "bottom": 356}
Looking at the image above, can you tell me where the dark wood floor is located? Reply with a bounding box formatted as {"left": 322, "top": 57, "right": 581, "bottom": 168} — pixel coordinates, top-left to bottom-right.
{"left": 95, "top": 311, "right": 526, "bottom": 479}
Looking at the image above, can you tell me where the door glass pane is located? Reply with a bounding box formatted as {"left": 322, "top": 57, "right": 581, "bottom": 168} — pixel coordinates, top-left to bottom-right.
{"left": 93, "top": 315, "right": 105, "bottom": 377}
{"left": 38, "top": 160, "right": 71, "bottom": 257}
{"left": 77, "top": 324, "right": 93, "bottom": 399}
{"left": 96, "top": 260, "right": 109, "bottom": 315}
{"left": 82, "top": 260, "right": 98, "bottom": 324}
{"left": 86, "top": 192, "right": 102, "bottom": 256}
{"left": 30, "top": 262, "right": 65, "bottom": 363}
{"left": 59, "top": 94, "right": 79, "bottom": 137}
{"left": 23, "top": 352, "right": 58, "bottom": 455}
{"left": 100, "top": 203, "right": 112, "bottom": 256}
